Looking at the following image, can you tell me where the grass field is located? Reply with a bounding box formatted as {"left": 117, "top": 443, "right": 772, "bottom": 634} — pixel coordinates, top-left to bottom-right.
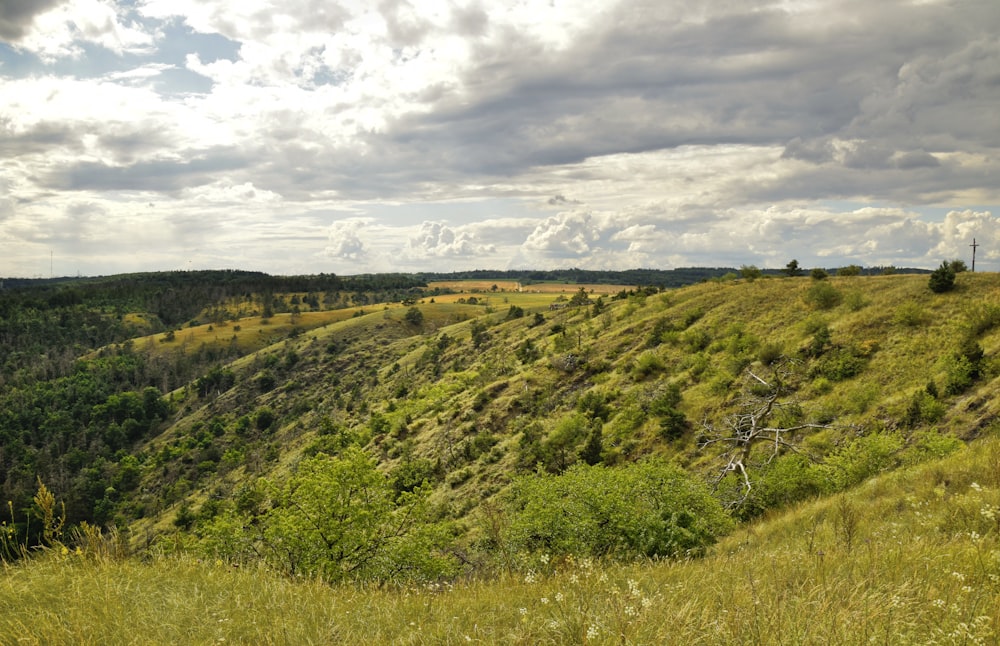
{"left": 3, "top": 434, "right": 999, "bottom": 644}
{"left": 428, "top": 280, "right": 631, "bottom": 295}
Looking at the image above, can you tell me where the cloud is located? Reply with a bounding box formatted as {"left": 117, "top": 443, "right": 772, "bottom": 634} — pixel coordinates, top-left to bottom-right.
{"left": 0, "top": 0, "right": 65, "bottom": 41}
{"left": 0, "top": 0, "right": 998, "bottom": 276}
{"left": 325, "top": 219, "right": 370, "bottom": 262}
{"left": 407, "top": 221, "right": 495, "bottom": 258}
{"left": 14, "top": 0, "right": 157, "bottom": 61}
{"left": 523, "top": 211, "right": 600, "bottom": 257}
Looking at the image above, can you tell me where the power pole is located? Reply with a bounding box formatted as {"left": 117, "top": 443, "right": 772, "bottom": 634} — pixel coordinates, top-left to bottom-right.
{"left": 971, "top": 238, "right": 979, "bottom": 272}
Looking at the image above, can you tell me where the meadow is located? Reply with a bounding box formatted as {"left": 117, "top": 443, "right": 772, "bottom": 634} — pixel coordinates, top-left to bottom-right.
{"left": 2, "top": 433, "right": 998, "bottom": 645}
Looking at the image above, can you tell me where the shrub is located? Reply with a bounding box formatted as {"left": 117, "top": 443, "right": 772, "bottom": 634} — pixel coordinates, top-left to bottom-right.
{"left": 820, "top": 432, "right": 904, "bottom": 491}
{"left": 810, "top": 345, "right": 869, "bottom": 381}
{"left": 501, "top": 460, "right": 733, "bottom": 559}
{"left": 633, "top": 351, "right": 667, "bottom": 379}
{"left": 893, "top": 302, "right": 928, "bottom": 327}
{"left": 204, "top": 447, "right": 458, "bottom": 582}
{"left": 804, "top": 282, "right": 842, "bottom": 310}
{"left": 928, "top": 261, "right": 956, "bottom": 293}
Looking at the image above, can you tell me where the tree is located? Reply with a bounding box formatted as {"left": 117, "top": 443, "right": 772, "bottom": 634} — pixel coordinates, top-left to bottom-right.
{"left": 837, "top": 264, "right": 862, "bottom": 276}
{"left": 810, "top": 268, "right": 829, "bottom": 280}
{"left": 782, "top": 259, "right": 802, "bottom": 277}
{"left": 404, "top": 306, "right": 424, "bottom": 327}
{"left": 740, "top": 265, "right": 762, "bottom": 281}
{"left": 568, "top": 287, "right": 591, "bottom": 306}
{"left": 928, "top": 261, "right": 956, "bottom": 293}
{"left": 700, "top": 359, "right": 828, "bottom": 510}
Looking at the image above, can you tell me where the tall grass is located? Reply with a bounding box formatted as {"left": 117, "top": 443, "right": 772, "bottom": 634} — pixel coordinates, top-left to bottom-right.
{"left": 3, "top": 436, "right": 999, "bottom": 644}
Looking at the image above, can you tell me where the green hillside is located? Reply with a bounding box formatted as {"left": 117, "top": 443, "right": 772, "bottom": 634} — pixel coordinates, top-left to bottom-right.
{"left": 1, "top": 269, "right": 999, "bottom": 640}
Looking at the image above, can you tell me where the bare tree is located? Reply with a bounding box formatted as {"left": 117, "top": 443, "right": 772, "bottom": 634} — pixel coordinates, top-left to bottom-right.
{"left": 700, "top": 359, "right": 829, "bottom": 508}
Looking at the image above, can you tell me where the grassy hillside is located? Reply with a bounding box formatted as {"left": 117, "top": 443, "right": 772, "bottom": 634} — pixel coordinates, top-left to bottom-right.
{"left": 3, "top": 432, "right": 997, "bottom": 644}
{"left": 3, "top": 269, "right": 1000, "bottom": 641}
{"left": 123, "top": 272, "right": 1000, "bottom": 539}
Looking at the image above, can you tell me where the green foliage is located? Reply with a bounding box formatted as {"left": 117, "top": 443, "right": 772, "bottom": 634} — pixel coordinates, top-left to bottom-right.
{"left": 568, "top": 288, "right": 591, "bottom": 307}
{"left": 928, "top": 261, "right": 956, "bottom": 293}
{"left": 810, "top": 267, "right": 829, "bottom": 280}
{"left": 804, "top": 281, "right": 842, "bottom": 310}
{"left": 501, "top": 460, "right": 733, "bottom": 559}
{"left": 965, "top": 302, "right": 1000, "bottom": 336}
{"left": 739, "top": 265, "right": 762, "bottom": 281}
{"left": 782, "top": 259, "right": 802, "bottom": 277}
{"left": 404, "top": 306, "right": 424, "bottom": 327}
{"left": 810, "top": 345, "right": 869, "bottom": 381}
{"left": 893, "top": 302, "right": 928, "bottom": 327}
{"left": 632, "top": 350, "right": 666, "bottom": 379}
{"left": 541, "top": 413, "right": 592, "bottom": 473}
{"left": 820, "top": 432, "right": 904, "bottom": 491}
{"left": 505, "top": 305, "right": 525, "bottom": 320}
{"left": 728, "top": 453, "right": 824, "bottom": 519}
{"left": 836, "top": 264, "right": 862, "bottom": 277}
{"left": 203, "top": 447, "right": 457, "bottom": 582}
{"left": 904, "top": 389, "right": 946, "bottom": 427}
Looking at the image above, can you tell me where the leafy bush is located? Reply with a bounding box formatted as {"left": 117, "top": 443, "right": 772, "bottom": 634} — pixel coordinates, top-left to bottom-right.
{"left": 810, "top": 345, "right": 869, "bottom": 381}
{"left": 501, "top": 460, "right": 733, "bottom": 559}
{"left": 633, "top": 351, "right": 667, "bottom": 379}
{"left": 201, "top": 447, "right": 458, "bottom": 582}
{"left": 804, "top": 282, "right": 842, "bottom": 310}
{"left": 820, "top": 432, "right": 904, "bottom": 491}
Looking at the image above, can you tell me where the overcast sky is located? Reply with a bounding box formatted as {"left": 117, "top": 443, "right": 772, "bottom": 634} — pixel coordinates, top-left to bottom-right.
{"left": 1, "top": 0, "right": 998, "bottom": 277}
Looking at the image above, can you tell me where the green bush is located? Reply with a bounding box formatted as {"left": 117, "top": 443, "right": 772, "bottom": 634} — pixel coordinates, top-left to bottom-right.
{"left": 928, "top": 261, "right": 956, "bottom": 293}
{"left": 810, "top": 345, "right": 869, "bottom": 381}
{"left": 501, "top": 460, "right": 733, "bottom": 559}
{"left": 804, "top": 282, "right": 842, "bottom": 310}
{"left": 201, "top": 447, "right": 458, "bottom": 582}
{"left": 820, "top": 432, "right": 904, "bottom": 491}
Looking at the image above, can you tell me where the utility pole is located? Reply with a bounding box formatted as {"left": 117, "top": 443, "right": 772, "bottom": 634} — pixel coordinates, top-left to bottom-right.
{"left": 970, "top": 238, "right": 979, "bottom": 272}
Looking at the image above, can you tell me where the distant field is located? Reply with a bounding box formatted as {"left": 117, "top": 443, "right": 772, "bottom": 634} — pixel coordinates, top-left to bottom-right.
{"left": 428, "top": 280, "right": 630, "bottom": 295}
{"left": 139, "top": 306, "right": 395, "bottom": 355}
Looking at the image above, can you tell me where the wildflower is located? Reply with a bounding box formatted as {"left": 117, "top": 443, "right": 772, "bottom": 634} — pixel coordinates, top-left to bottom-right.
{"left": 962, "top": 586, "right": 973, "bottom": 594}
{"left": 554, "top": 592, "right": 564, "bottom": 602}
{"left": 932, "top": 599, "right": 946, "bottom": 609}
{"left": 951, "top": 571, "right": 966, "bottom": 582}
{"left": 74, "top": 547, "right": 83, "bottom": 557}
{"left": 60, "top": 546, "right": 69, "bottom": 556}
{"left": 518, "top": 608, "right": 527, "bottom": 616}
{"left": 539, "top": 553, "right": 550, "bottom": 565}
{"left": 970, "top": 482, "right": 982, "bottom": 492}
{"left": 569, "top": 574, "right": 579, "bottom": 584}
{"left": 586, "top": 625, "right": 599, "bottom": 640}
{"left": 524, "top": 570, "right": 536, "bottom": 584}
{"left": 540, "top": 597, "right": 549, "bottom": 605}
{"left": 624, "top": 605, "right": 637, "bottom": 617}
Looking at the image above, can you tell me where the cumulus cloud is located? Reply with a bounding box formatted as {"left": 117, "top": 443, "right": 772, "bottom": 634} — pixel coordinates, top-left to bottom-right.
{"left": 523, "top": 211, "right": 600, "bottom": 257}
{"left": 325, "top": 219, "right": 370, "bottom": 262}
{"left": 407, "top": 221, "right": 495, "bottom": 258}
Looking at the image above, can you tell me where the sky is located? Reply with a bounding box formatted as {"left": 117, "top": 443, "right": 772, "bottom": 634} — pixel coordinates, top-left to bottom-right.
{"left": 1, "top": 0, "right": 998, "bottom": 277}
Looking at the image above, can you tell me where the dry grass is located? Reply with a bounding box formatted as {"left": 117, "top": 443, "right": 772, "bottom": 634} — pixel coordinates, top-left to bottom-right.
{"left": 4, "top": 435, "right": 999, "bottom": 644}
